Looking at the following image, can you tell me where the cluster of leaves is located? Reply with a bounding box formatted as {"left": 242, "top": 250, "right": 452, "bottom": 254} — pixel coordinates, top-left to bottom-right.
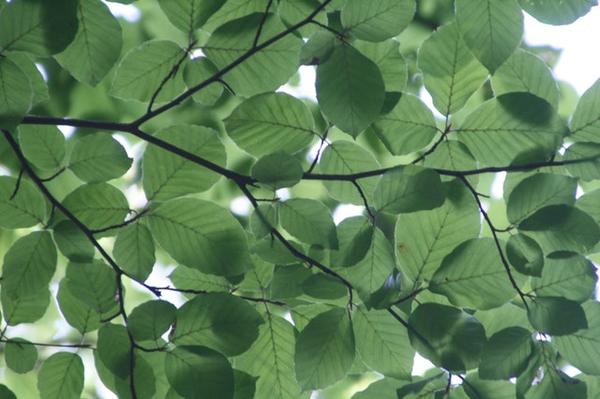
{"left": 1, "top": 0, "right": 600, "bottom": 398}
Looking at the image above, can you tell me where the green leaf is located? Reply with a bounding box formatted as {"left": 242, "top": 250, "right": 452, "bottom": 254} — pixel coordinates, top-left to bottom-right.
{"left": 576, "top": 188, "right": 600, "bottom": 224}
{"left": 18, "top": 125, "right": 65, "bottom": 170}
{"left": 455, "top": 0, "right": 523, "bottom": 72}
{"left": 506, "top": 173, "right": 577, "bottom": 224}
{"left": 430, "top": 238, "right": 521, "bottom": 310}
{"left": 506, "top": 233, "right": 544, "bottom": 276}
{"left": 531, "top": 252, "right": 596, "bottom": 303}
{"left": 68, "top": 133, "right": 132, "bottom": 183}
{"left": 169, "top": 265, "right": 233, "bottom": 293}
{"left": 555, "top": 301, "right": 600, "bottom": 375}
{"left": 408, "top": 302, "right": 486, "bottom": 372}
{"left": 352, "top": 378, "right": 404, "bottom": 399}
{"left": 0, "top": 176, "right": 46, "bottom": 229}
{"left": 418, "top": 21, "right": 488, "bottom": 116}
{"left": 331, "top": 216, "right": 374, "bottom": 268}
{"left": 353, "top": 307, "right": 414, "bottom": 379}
{"left": 0, "top": 57, "right": 32, "bottom": 129}
{"left": 570, "top": 78, "right": 600, "bottom": 143}
{"left": 0, "top": 0, "right": 78, "bottom": 56}
{"left": 458, "top": 93, "right": 565, "bottom": 166}
{"left": 142, "top": 125, "right": 226, "bottom": 201}
{"left": 1, "top": 288, "right": 50, "bottom": 325}
{"left": 236, "top": 314, "right": 304, "bottom": 399}
{"left": 202, "top": 0, "right": 264, "bottom": 33}
{"left": 318, "top": 140, "right": 381, "bottom": 205}
{"left": 113, "top": 223, "right": 155, "bottom": 282}
{"left": 0, "top": 385, "right": 16, "bottom": 399}
{"left": 302, "top": 274, "right": 347, "bottom": 300}
{"left": 55, "top": 0, "right": 122, "bottom": 85}
{"left": 527, "top": 369, "right": 587, "bottom": 399}
{"left": 61, "top": 183, "right": 129, "bottom": 231}
{"left": 0, "top": 231, "right": 57, "bottom": 296}
{"left": 423, "top": 141, "right": 479, "bottom": 184}
{"left": 249, "top": 204, "right": 278, "bottom": 239}
{"left": 564, "top": 142, "right": 600, "bottom": 180}
{"left": 53, "top": 221, "right": 94, "bottom": 262}
{"left": 340, "top": 0, "right": 415, "bottom": 42}
{"left": 294, "top": 308, "right": 355, "bottom": 389}
{"left": 491, "top": 49, "right": 559, "bottom": 109}
{"left": 518, "top": 205, "right": 600, "bottom": 254}
{"left": 64, "top": 260, "right": 118, "bottom": 317}
{"left": 278, "top": 198, "right": 338, "bottom": 248}
{"left": 519, "top": 0, "right": 596, "bottom": 25}
{"left": 372, "top": 93, "right": 438, "bottom": 155}
{"left": 97, "top": 323, "right": 131, "bottom": 376}
{"left": 158, "top": 0, "right": 223, "bottom": 34}
{"left": 165, "top": 346, "right": 234, "bottom": 399}
{"left": 316, "top": 43, "right": 385, "bottom": 136}
{"left": 527, "top": 296, "right": 587, "bottom": 335}
{"left": 395, "top": 179, "right": 480, "bottom": 283}
{"left": 353, "top": 39, "right": 407, "bottom": 92}
{"left": 205, "top": 14, "right": 302, "bottom": 96}
{"left": 478, "top": 327, "right": 533, "bottom": 380}
{"left": 129, "top": 300, "right": 176, "bottom": 343}
{"left": 9, "top": 52, "right": 48, "bottom": 106}
{"left": 225, "top": 92, "right": 316, "bottom": 158}
{"left": 95, "top": 351, "right": 156, "bottom": 399}
{"left": 57, "top": 279, "right": 101, "bottom": 334}
{"left": 37, "top": 352, "right": 84, "bottom": 399}
{"left": 373, "top": 165, "right": 445, "bottom": 214}
{"left": 183, "top": 58, "right": 224, "bottom": 105}
{"left": 171, "top": 293, "right": 263, "bottom": 356}
{"left": 233, "top": 370, "right": 256, "bottom": 399}
{"left": 251, "top": 151, "right": 303, "bottom": 190}
{"left": 271, "top": 265, "right": 312, "bottom": 299}
{"left": 110, "top": 40, "right": 185, "bottom": 102}
{"left": 148, "top": 198, "right": 250, "bottom": 276}
{"left": 463, "top": 375, "right": 517, "bottom": 399}
{"left": 5, "top": 338, "right": 38, "bottom": 374}
{"left": 279, "top": 0, "right": 327, "bottom": 37}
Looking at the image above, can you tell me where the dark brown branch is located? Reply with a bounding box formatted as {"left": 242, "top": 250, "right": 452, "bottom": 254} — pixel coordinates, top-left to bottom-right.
{"left": 91, "top": 208, "right": 149, "bottom": 234}
{"left": 306, "top": 127, "right": 330, "bottom": 174}
{"left": 9, "top": 168, "right": 23, "bottom": 200}
{"left": 0, "top": 338, "right": 94, "bottom": 350}
{"left": 411, "top": 125, "right": 450, "bottom": 165}
{"left": 252, "top": 0, "right": 274, "bottom": 48}
{"left": 153, "top": 285, "right": 287, "bottom": 307}
{"left": 40, "top": 167, "right": 66, "bottom": 182}
{"left": 351, "top": 180, "right": 376, "bottom": 221}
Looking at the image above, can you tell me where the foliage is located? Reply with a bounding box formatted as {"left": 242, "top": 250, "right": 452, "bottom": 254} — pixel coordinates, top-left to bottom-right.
{"left": 1, "top": 0, "right": 600, "bottom": 398}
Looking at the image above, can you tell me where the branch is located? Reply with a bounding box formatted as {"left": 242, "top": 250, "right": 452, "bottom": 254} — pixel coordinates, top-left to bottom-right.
{"left": 152, "top": 285, "right": 287, "bottom": 307}
{"left": 0, "top": 338, "right": 94, "bottom": 350}
{"left": 90, "top": 208, "right": 149, "bottom": 235}
{"left": 252, "top": 0, "right": 274, "bottom": 48}
{"left": 458, "top": 175, "right": 530, "bottom": 309}
{"left": 351, "top": 180, "right": 376, "bottom": 221}
{"left": 306, "top": 127, "right": 330, "bottom": 174}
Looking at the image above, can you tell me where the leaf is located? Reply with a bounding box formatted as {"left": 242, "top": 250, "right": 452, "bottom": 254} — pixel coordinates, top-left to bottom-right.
{"left": 18, "top": 125, "right": 65, "bottom": 170}
{"left": 373, "top": 165, "right": 445, "bottom": 214}
{"left": 0, "top": 231, "right": 57, "bottom": 296}
{"left": 526, "top": 368, "right": 587, "bottom": 399}
{"left": 5, "top": 338, "right": 38, "bottom": 374}
{"left": 165, "top": 346, "right": 234, "bottom": 399}
{"left": 225, "top": 92, "right": 316, "bottom": 158}
{"left": 0, "top": 385, "right": 16, "bottom": 399}
{"left": 1, "top": 288, "right": 50, "bottom": 326}
{"left": 372, "top": 93, "right": 438, "bottom": 155}
{"left": 65, "top": 260, "right": 118, "bottom": 317}
{"left": 353, "top": 39, "right": 407, "bottom": 92}
{"left": 0, "top": 0, "right": 78, "bottom": 56}
{"left": 169, "top": 265, "right": 232, "bottom": 293}
{"left": 183, "top": 57, "right": 224, "bottom": 105}
{"left": 395, "top": 179, "right": 480, "bottom": 283}
{"left": 61, "top": 183, "right": 129, "bottom": 231}
{"left": 205, "top": 14, "right": 302, "bottom": 96}
{"left": 9, "top": 52, "right": 48, "bottom": 106}
{"left": 519, "top": 0, "right": 596, "bottom": 25}
{"left": 0, "top": 176, "right": 46, "bottom": 229}
{"left": 318, "top": 140, "right": 381, "bottom": 205}
{"left": 564, "top": 142, "right": 600, "bottom": 180}
{"left": 68, "top": 133, "right": 132, "bottom": 183}
{"left": 202, "top": 0, "right": 264, "bottom": 33}
{"left": 278, "top": 198, "right": 338, "bottom": 249}
{"left": 430, "top": 238, "right": 521, "bottom": 310}
{"left": 113, "top": 223, "right": 155, "bottom": 282}
{"left": 171, "top": 293, "right": 263, "bottom": 356}
{"left": 506, "top": 233, "right": 544, "bottom": 276}
{"left": 95, "top": 351, "right": 156, "bottom": 399}
{"left": 55, "top": 0, "right": 122, "bottom": 86}
{"left": 57, "top": 279, "right": 100, "bottom": 334}
{"left": 158, "top": 0, "right": 223, "bottom": 34}
{"left": 97, "top": 323, "right": 131, "bottom": 376}
{"left": 506, "top": 173, "right": 577, "bottom": 224}
{"left": 249, "top": 204, "right": 278, "bottom": 239}
{"left": 110, "top": 40, "right": 185, "bottom": 102}
{"left": 340, "top": 0, "right": 415, "bottom": 42}
{"left": 37, "top": 352, "right": 84, "bottom": 399}
{"left": 527, "top": 296, "right": 587, "bottom": 335}
{"left": 491, "top": 49, "right": 559, "bottom": 109}
{"left": 236, "top": 314, "right": 304, "bottom": 399}
{"left": 408, "top": 302, "right": 486, "bottom": 372}
{"left": 279, "top": 0, "right": 327, "bottom": 37}
{"left": 129, "top": 300, "right": 176, "bottom": 343}
{"left": 569, "top": 78, "right": 600, "bottom": 143}
{"left": 52, "top": 221, "right": 94, "bottom": 262}
{"left": 418, "top": 21, "right": 488, "bottom": 115}
{"left": 233, "top": 370, "right": 257, "bottom": 399}
{"left": 294, "top": 308, "right": 355, "bottom": 389}
{"left": 302, "top": 274, "right": 347, "bottom": 300}
{"left": 316, "top": 43, "right": 385, "bottom": 136}
{"left": 142, "top": 125, "right": 226, "bottom": 201}
{"left": 148, "top": 198, "right": 250, "bottom": 276}
{"left": 353, "top": 307, "right": 414, "bottom": 379}
{"left": 531, "top": 252, "right": 597, "bottom": 303}
{"left": 251, "top": 151, "right": 303, "bottom": 190}
{"left": 423, "top": 141, "right": 479, "bottom": 184}
{"left": 555, "top": 301, "right": 600, "bottom": 375}
{"left": 478, "top": 327, "right": 533, "bottom": 380}
{"left": 352, "top": 378, "right": 404, "bottom": 399}
{"left": 455, "top": 0, "right": 523, "bottom": 72}
{"left": 458, "top": 93, "right": 565, "bottom": 166}
{"left": 0, "top": 57, "right": 32, "bottom": 129}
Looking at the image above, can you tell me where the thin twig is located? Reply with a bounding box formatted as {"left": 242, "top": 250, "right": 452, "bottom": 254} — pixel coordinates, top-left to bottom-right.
{"left": 9, "top": 168, "right": 23, "bottom": 200}
{"left": 39, "top": 167, "right": 66, "bottom": 182}
{"left": 0, "top": 338, "right": 94, "bottom": 350}
{"left": 91, "top": 208, "right": 149, "bottom": 234}
{"left": 252, "top": 0, "right": 274, "bottom": 48}
{"left": 306, "top": 127, "right": 330, "bottom": 174}
{"left": 153, "top": 285, "right": 287, "bottom": 307}
{"left": 351, "top": 180, "right": 376, "bottom": 221}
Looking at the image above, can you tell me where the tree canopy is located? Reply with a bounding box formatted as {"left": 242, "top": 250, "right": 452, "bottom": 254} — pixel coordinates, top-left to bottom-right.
{"left": 1, "top": 0, "right": 600, "bottom": 398}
